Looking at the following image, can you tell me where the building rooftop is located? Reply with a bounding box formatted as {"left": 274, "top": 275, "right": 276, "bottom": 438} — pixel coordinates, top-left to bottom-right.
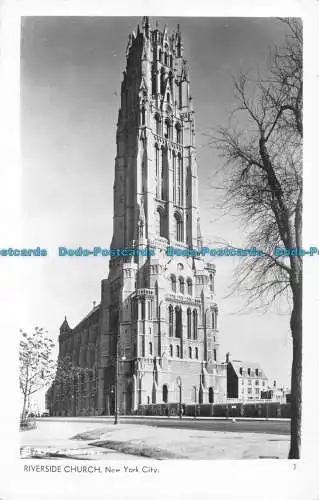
{"left": 230, "top": 360, "right": 267, "bottom": 379}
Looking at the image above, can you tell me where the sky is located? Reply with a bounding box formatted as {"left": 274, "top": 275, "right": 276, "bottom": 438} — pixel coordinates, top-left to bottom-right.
{"left": 20, "top": 16, "right": 293, "bottom": 393}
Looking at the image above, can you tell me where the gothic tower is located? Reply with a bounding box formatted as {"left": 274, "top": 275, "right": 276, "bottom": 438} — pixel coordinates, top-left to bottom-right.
{"left": 97, "top": 17, "right": 227, "bottom": 413}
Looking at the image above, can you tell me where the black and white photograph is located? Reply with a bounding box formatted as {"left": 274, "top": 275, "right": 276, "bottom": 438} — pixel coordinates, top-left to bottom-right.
{"left": 1, "top": 2, "right": 319, "bottom": 499}
{"left": 18, "top": 15, "right": 303, "bottom": 461}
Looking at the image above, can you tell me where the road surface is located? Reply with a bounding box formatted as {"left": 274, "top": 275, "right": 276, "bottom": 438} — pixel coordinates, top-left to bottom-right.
{"left": 41, "top": 416, "right": 289, "bottom": 435}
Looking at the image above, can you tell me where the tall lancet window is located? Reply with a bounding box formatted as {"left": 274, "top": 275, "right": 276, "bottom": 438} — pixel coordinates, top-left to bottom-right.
{"left": 187, "top": 308, "right": 192, "bottom": 339}
{"left": 193, "top": 310, "right": 198, "bottom": 340}
{"left": 161, "top": 148, "right": 166, "bottom": 200}
{"left": 141, "top": 106, "right": 145, "bottom": 125}
{"left": 155, "top": 114, "right": 161, "bottom": 136}
{"left": 174, "top": 212, "right": 183, "bottom": 242}
{"left": 177, "top": 154, "right": 183, "bottom": 206}
{"left": 176, "top": 123, "right": 182, "bottom": 144}
{"left": 161, "top": 67, "right": 165, "bottom": 94}
{"left": 155, "top": 145, "right": 160, "bottom": 198}
{"left": 152, "top": 70, "right": 157, "bottom": 95}
{"left": 165, "top": 119, "right": 171, "bottom": 140}
{"left": 157, "top": 208, "right": 166, "bottom": 238}
{"left": 172, "top": 152, "right": 176, "bottom": 203}
{"left": 168, "top": 305, "right": 174, "bottom": 337}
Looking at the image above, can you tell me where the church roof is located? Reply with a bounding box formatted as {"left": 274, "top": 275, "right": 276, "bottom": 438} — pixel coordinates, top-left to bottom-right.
{"left": 73, "top": 303, "right": 100, "bottom": 333}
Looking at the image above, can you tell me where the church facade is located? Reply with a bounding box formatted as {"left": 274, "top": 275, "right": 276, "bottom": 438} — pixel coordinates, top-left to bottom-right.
{"left": 47, "top": 17, "right": 227, "bottom": 417}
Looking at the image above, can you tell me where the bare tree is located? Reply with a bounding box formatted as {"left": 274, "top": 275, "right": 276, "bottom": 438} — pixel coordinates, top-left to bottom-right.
{"left": 53, "top": 355, "right": 92, "bottom": 415}
{"left": 213, "top": 19, "right": 302, "bottom": 458}
{"left": 19, "top": 327, "right": 56, "bottom": 421}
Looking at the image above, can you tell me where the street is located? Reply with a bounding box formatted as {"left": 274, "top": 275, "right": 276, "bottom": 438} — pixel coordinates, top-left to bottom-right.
{"left": 42, "top": 416, "right": 289, "bottom": 435}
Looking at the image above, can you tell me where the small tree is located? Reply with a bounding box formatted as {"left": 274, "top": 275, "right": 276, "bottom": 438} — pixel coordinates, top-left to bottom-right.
{"left": 19, "top": 327, "right": 56, "bottom": 421}
{"left": 213, "top": 19, "right": 302, "bottom": 458}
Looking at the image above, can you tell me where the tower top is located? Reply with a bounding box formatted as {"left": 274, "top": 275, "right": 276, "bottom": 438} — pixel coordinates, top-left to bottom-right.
{"left": 60, "top": 316, "right": 71, "bottom": 333}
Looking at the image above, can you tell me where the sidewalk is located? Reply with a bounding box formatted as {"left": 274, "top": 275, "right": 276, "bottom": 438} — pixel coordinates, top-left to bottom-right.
{"left": 20, "top": 420, "right": 144, "bottom": 460}
{"left": 72, "top": 422, "right": 289, "bottom": 460}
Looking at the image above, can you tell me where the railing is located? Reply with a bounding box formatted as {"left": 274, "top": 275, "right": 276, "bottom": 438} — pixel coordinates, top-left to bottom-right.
{"left": 131, "top": 289, "right": 154, "bottom": 298}
{"left": 226, "top": 398, "right": 274, "bottom": 404}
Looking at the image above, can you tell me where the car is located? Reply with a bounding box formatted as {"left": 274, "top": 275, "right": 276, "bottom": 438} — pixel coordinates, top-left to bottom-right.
{"left": 41, "top": 411, "right": 50, "bottom": 417}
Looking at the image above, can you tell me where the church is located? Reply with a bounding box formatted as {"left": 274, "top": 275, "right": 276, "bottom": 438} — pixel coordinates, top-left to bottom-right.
{"left": 47, "top": 17, "right": 227, "bottom": 417}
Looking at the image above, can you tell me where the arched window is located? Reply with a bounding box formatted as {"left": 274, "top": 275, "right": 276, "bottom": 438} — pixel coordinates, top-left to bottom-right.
{"left": 164, "top": 52, "right": 168, "bottom": 65}
{"left": 248, "top": 368, "right": 251, "bottom": 376}
{"left": 174, "top": 212, "right": 183, "bottom": 242}
{"left": 172, "top": 152, "right": 177, "bottom": 203}
{"left": 155, "top": 144, "right": 159, "bottom": 188}
{"left": 169, "top": 344, "right": 173, "bottom": 357}
{"left": 168, "top": 305, "right": 174, "bottom": 337}
{"left": 165, "top": 119, "right": 171, "bottom": 140}
{"left": 167, "top": 92, "right": 170, "bottom": 103}
{"left": 179, "top": 276, "right": 185, "bottom": 294}
{"left": 149, "top": 342, "right": 153, "bottom": 355}
{"left": 213, "top": 349, "right": 217, "bottom": 361}
{"left": 187, "top": 308, "right": 192, "bottom": 339}
{"left": 159, "top": 49, "right": 162, "bottom": 62}
{"left": 189, "top": 346, "right": 192, "bottom": 359}
{"left": 209, "top": 273, "right": 214, "bottom": 292}
{"left": 179, "top": 82, "right": 182, "bottom": 108}
{"left": 160, "top": 67, "right": 165, "bottom": 94}
{"left": 141, "top": 106, "right": 145, "bottom": 125}
{"left": 187, "top": 278, "right": 192, "bottom": 296}
{"left": 175, "top": 306, "right": 182, "bottom": 338}
{"left": 177, "top": 154, "right": 183, "bottom": 205}
{"left": 176, "top": 345, "right": 180, "bottom": 357}
{"left": 192, "top": 310, "right": 198, "bottom": 340}
{"left": 170, "top": 275, "right": 176, "bottom": 293}
{"left": 161, "top": 147, "right": 166, "bottom": 200}
{"left": 163, "top": 384, "right": 168, "bottom": 403}
{"left": 148, "top": 301, "right": 152, "bottom": 320}
{"left": 157, "top": 208, "right": 166, "bottom": 238}
{"left": 155, "top": 115, "right": 161, "bottom": 136}
{"left": 195, "top": 347, "right": 199, "bottom": 359}
{"left": 152, "top": 70, "right": 157, "bottom": 95}
{"left": 176, "top": 123, "right": 182, "bottom": 144}
{"left": 131, "top": 300, "right": 138, "bottom": 321}
{"left": 155, "top": 209, "right": 160, "bottom": 235}
{"left": 211, "top": 310, "right": 217, "bottom": 330}
{"left": 208, "top": 387, "right": 214, "bottom": 403}
{"left": 141, "top": 300, "right": 145, "bottom": 320}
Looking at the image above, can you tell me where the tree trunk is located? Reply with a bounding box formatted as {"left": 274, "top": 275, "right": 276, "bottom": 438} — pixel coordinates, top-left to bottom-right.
{"left": 21, "top": 392, "right": 28, "bottom": 422}
{"left": 288, "top": 282, "right": 302, "bottom": 459}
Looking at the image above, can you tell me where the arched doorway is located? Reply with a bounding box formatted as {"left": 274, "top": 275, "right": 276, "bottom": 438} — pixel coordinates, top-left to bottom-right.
{"left": 163, "top": 384, "right": 168, "bottom": 403}
{"left": 208, "top": 387, "right": 214, "bottom": 404}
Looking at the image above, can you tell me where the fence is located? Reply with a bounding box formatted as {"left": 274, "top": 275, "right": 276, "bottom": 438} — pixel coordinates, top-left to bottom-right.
{"left": 136, "top": 402, "right": 291, "bottom": 418}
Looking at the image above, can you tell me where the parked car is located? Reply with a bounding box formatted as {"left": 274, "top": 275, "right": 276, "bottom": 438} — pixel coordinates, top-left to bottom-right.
{"left": 41, "top": 410, "right": 50, "bottom": 417}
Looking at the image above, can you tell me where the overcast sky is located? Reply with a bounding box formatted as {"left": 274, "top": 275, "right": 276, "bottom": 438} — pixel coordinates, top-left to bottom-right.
{"left": 20, "top": 16, "right": 293, "bottom": 388}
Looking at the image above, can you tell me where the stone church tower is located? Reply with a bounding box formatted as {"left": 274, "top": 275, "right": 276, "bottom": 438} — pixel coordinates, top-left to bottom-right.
{"left": 98, "top": 17, "right": 227, "bottom": 413}
{"left": 48, "top": 18, "right": 227, "bottom": 417}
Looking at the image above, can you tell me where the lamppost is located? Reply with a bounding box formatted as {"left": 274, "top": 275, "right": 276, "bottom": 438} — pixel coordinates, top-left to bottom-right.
{"left": 114, "top": 339, "right": 126, "bottom": 425}
{"left": 176, "top": 376, "right": 183, "bottom": 419}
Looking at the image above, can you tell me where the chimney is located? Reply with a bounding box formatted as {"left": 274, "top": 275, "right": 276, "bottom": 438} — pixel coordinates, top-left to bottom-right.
{"left": 226, "top": 352, "right": 231, "bottom": 363}
{"left": 93, "top": 301, "right": 96, "bottom": 309}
